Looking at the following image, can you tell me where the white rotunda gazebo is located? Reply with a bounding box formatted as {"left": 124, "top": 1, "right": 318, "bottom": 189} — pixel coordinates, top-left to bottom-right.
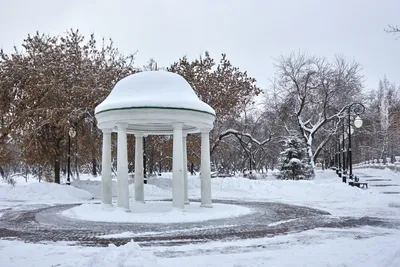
{"left": 95, "top": 70, "right": 215, "bottom": 210}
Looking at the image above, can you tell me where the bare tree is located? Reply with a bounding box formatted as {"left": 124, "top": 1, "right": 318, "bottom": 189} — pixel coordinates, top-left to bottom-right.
{"left": 274, "top": 53, "right": 363, "bottom": 168}
{"left": 386, "top": 24, "right": 400, "bottom": 37}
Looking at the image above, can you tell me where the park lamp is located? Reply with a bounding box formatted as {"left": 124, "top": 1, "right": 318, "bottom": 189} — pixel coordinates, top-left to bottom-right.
{"left": 347, "top": 125, "right": 354, "bottom": 135}
{"left": 69, "top": 127, "right": 76, "bottom": 138}
{"left": 354, "top": 115, "right": 363, "bottom": 128}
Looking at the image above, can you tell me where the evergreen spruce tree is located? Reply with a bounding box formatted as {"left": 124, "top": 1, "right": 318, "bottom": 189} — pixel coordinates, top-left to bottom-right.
{"left": 277, "top": 136, "right": 314, "bottom": 180}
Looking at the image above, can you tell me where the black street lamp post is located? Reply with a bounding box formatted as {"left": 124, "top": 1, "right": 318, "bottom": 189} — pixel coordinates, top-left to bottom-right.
{"left": 248, "top": 142, "right": 252, "bottom": 174}
{"left": 339, "top": 103, "right": 365, "bottom": 183}
{"left": 67, "top": 126, "right": 76, "bottom": 185}
{"left": 347, "top": 105, "right": 364, "bottom": 182}
{"left": 337, "top": 139, "right": 342, "bottom": 177}
{"left": 342, "top": 120, "right": 347, "bottom": 183}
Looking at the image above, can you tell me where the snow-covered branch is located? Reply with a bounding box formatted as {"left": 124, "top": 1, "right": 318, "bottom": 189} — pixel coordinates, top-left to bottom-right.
{"left": 211, "top": 128, "right": 272, "bottom": 155}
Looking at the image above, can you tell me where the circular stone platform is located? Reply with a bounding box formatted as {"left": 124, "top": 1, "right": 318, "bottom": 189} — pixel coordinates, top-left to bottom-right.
{"left": 4, "top": 200, "right": 396, "bottom": 248}
{"left": 61, "top": 201, "right": 252, "bottom": 223}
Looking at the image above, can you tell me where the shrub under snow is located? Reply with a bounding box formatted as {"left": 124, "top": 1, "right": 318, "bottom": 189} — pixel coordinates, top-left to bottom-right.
{"left": 277, "top": 136, "right": 314, "bottom": 180}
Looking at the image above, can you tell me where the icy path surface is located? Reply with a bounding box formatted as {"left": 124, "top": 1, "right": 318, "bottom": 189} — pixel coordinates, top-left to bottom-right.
{"left": 0, "top": 200, "right": 335, "bottom": 247}
{"left": 1, "top": 227, "right": 399, "bottom": 267}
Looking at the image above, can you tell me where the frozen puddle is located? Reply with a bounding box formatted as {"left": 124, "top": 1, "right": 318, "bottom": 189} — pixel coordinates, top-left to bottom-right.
{"left": 61, "top": 201, "right": 253, "bottom": 223}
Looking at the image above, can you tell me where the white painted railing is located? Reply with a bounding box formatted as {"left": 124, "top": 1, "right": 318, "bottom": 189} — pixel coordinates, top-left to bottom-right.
{"left": 353, "top": 156, "right": 400, "bottom": 172}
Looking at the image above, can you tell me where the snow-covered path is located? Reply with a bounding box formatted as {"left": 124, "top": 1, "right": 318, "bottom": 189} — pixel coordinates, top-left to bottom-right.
{"left": 0, "top": 168, "right": 400, "bottom": 266}
{"left": 0, "top": 200, "right": 335, "bottom": 247}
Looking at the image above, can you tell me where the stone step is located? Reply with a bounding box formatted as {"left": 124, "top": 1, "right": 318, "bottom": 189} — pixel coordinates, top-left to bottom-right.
{"left": 365, "top": 179, "right": 392, "bottom": 182}
{"left": 380, "top": 192, "right": 400, "bottom": 194}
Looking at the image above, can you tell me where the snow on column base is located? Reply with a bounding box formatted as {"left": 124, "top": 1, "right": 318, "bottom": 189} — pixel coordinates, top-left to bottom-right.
{"left": 200, "top": 204, "right": 213, "bottom": 208}
{"left": 100, "top": 203, "right": 114, "bottom": 209}
{"left": 116, "top": 206, "right": 131, "bottom": 212}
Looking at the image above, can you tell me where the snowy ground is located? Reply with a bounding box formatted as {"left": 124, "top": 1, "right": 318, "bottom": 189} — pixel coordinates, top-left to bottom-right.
{"left": 0, "top": 168, "right": 399, "bottom": 266}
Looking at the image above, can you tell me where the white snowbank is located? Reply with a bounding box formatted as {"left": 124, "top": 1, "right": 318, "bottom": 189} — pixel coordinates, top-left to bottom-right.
{"left": 0, "top": 182, "right": 94, "bottom": 203}
{"left": 62, "top": 201, "right": 252, "bottom": 223}
{"left": 1, "top": 228, "right": 399, "bottom": 267}
{"left": 159, "top": 228, "right": 400, "bottom": 267}
{"left": 0, "top": 239, "right": 163, "bottom": 267}
{"left": 87, "top": 240, "right": 162, "bottom": 267}
{"left": 72, "top": 179, "right": 171, "bottom": 200}
{"left": 183, "top": 169, "right": 400, "bottom": 218}
{"left": 97, "top": 232, "right": 138, "bottom": 239}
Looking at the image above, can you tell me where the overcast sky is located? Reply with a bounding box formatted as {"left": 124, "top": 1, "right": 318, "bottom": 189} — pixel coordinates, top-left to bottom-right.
{"left": 1, "top": 0, "right": 399, "bottom": 91}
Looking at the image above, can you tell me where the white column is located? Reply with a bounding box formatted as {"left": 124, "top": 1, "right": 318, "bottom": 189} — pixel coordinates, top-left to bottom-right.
{"left": 183, "top": 134, "right": 189, "bottom": 204}
{"left": 117, "top": 123, "right": 130, "bottom": 210}
{"left": 101, "top": 128, "right": 112, "bottom": 206}
{"left": 172, "top": 123, "right": 185, "bottom": 209}
{"left": 200, "top": 129, "right": 212, "bottom": 207}
{"left": 134, "top": 134, "right": 144, "bottom": 202}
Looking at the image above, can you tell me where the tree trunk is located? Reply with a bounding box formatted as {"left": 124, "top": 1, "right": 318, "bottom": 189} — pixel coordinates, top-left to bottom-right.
{"left": 92, "top": 158, "right": 97, "bottom": 176}
{"left": 25, "top": 166, "right": 28, "bottom": 182}
{"left": 149, "top": 157, "right": 154, "bottom": 176}
{"left": 54, "top": 159, "right": 60, "bottom": 184}
{"left": 38, "top": 165, "right": 42, "bottom": 183}
{"left": 190, "top": 162, "right": 195, "bottom": 175}
{"left": 75, "top": 153, "right": 79, "bottom": 180}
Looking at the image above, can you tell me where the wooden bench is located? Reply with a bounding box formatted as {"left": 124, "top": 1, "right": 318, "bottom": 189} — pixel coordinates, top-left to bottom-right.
{"left": 353, "top": 182, "right": 368, "bottom": 189}
{"left": 348, "top": 176, "right": 368, "bottom": 188}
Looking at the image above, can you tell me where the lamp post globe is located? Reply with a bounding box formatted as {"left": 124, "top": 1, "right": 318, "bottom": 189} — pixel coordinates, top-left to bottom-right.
{"left": 354, "top": 116, "right": 363, "bottom": 128}
{"left": 69, "top": 127, "right": 76, "bottom": 138}
{"left": 347, "top": 125, "right": 354, "bottom": 135}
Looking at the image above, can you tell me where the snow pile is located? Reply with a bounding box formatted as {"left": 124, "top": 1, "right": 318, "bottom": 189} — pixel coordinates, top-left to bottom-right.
{"left": 158, "top": 228, "right": 400, "bottom": 267}
{"left": 72, "top": 180, "right": 108, "bottom": 199}
{"left": 134, "top": 183, "right": 171, "bottom": 199}
{"left": 62, "top": 201, "right": 252, "bottom": 223}
{"left": 185, "top": 169, "right": 400, "bottom": 218}
{"left": 97, "top": 232, "right": 138, "bottom": 239}
{"left": 95, "top": 70, "right": 215, "bottom": 115}
{"left": 0, "top": 182, "right": 94, "bottom": 203}
{"left": 87, "top": 240, "right": 163, "bottom": 267}
{"left": 1, "top": 229, "right": 400, "bottom": 267}
{"left": 188, "top": 173, "right": 363, "bottom": 203}
{"left": 72, "top": 179, "right": 171, "bottom": 200}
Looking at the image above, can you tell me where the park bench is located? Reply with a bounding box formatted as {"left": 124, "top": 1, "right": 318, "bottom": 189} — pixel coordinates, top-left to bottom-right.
{"left": 353, "top": 182, "right": 368, "bottom": 188}
{"left": 211, "top": 172, "right": 233, "bottom": 178}
{"left": 349, "top": 180, "right": 368, "bottom": 188}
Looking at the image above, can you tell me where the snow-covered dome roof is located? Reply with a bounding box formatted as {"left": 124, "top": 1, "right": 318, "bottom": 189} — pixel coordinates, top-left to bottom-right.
{"left": 95, "top": 71, "right": 215, "bottom": 116}
{"left": 95, "top": 71, "right": 215, "bottom": 135}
